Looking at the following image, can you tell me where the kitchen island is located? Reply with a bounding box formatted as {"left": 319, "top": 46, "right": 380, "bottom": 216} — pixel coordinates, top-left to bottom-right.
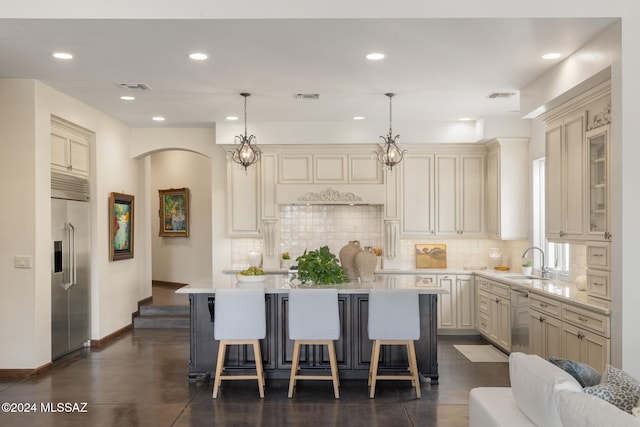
{"left": 176, "top": 274, "right": 447, "bottom": 384}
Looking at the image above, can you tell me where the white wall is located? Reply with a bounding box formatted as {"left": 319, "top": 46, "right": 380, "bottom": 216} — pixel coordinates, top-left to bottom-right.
{"left": 151, "top": 150, "right": 212, "bottom": 283}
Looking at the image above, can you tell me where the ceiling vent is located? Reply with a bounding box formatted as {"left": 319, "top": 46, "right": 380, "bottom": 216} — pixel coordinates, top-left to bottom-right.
{"left": 117, "top": 82, "right": 152, "bottom": 91}
{"left": 488, "top": 92, "right": 516, "bottom": 99}
{"left": 295, "top": 93, "right": 320, "bottom": 100}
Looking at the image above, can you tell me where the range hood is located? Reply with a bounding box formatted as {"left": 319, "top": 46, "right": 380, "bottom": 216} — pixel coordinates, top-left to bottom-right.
{"left": 276, "top": 184, "right": 386, "bottom": 205}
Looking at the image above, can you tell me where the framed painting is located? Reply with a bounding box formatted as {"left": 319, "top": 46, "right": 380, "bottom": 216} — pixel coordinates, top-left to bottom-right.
{"left": 159, "top": 188, "right": 190, "bottom": 237}
{"left": 109, "top": 192, "right": 134, "bottom": 261}
{"left": 415, "top": 244, "right": 447, "bottom": 268}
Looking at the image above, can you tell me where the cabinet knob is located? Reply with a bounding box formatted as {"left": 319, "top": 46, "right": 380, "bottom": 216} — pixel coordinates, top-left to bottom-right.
{"left": 577, "top": 316, "right": 589, "bottom": 323}
{"left": 539, "top": 317, "right": 545, "bottom": 323}
{"left": 559, "top": 231, "right": 565, "bottom": 237}
{"left": 495, "top": 298, "right": 500, "bottom": 303}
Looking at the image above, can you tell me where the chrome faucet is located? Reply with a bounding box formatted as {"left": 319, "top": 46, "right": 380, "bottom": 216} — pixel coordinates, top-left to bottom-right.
{"left": 522, "top": 246, "right": 548, "bottom": 277}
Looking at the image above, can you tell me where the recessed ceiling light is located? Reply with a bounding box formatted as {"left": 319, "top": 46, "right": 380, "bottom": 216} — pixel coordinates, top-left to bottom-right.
{"left": 542, "top": 52, "right": 562, "bottom": 60}
{"left": 120, "top": 96, "right": 135, "bottom": 101}
{"left": 226, "top": 116, "right": 239, "bottom": 121}
{"left": 459, "top": 117, "right": 472, "bottom": 121}
{"left": 152, "top": 116, "right": 165, "bottom": 122}
{"left": 366, "top": 53, "right": 385, "bottom": 60}
{"left": 353, "top": 116, "right": 365, "bottom": 120}
{"left": 188, "top": 52, "right": 208, "bottom": 61}
{"left": 52, "top": 52, "right": 73, "bottom": 60}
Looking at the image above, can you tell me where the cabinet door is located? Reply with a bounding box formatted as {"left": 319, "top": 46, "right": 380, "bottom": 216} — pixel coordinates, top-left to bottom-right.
{"left": 529, "top": 309, "right": 545, "bottom": 358}
{"left": 279, "top": 154, "right": 312, "bottom": 183}
{"left": 546, "top": 122, "right": 564, "bottom": 239}
{"left": 586, "top": 125, "right": 610, "bottom": 241}
{"left": 561, "top": 323, "right": 584, "bottom": 364}
{"left": 349, "top": 155, "right": 383, "bottom": 184}
{"left": 543, "top": 315, "right": 563, "bottom": 360}
{"left": 437, "top": 275, "right": 456, "bottom": 329}
{"left": 401, "top": 154, "right": 434, "bottom": 235}
{"left": 486, "top": 148, "right": 500, "bottom": 237}
{"left": 227, "top": 161, "right": 260, "bottom": 236}
{"left": 581, "top": 329, "right": 610, "bottom": 374}
{"left": 563, "top": 113, "right": 586, "bottom": 239}
{"left": 530, "top": 310, "right": 562, "bottom": 360}
{"left": 435, "top": 155, "right": 458, "bottom": 235}
{"left": 459, "top": 154, "right": 484, "bottom": 236}
{"left": 496, "top": 297, "right": 511, "bottom": 351}
{"left": 314, "top": 154, "right": 347, "bottom": 183}
{"left": 456, "top": 275, "right": 475, "bottom": 329}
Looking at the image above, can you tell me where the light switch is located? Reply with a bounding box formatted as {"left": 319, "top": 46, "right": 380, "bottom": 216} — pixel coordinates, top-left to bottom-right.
{"left": 14, "top": 255, "right": 32, "bottom": 269}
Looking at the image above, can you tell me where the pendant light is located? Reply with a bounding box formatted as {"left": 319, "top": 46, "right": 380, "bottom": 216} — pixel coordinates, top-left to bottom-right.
{"left": 374, "top": 93, "right": 406, "bottom": 171}
{"left": 228, "top": 93, "right": 260, "bottom": 171}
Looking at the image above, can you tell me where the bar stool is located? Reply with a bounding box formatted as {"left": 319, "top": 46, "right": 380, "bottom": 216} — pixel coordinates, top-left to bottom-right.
{"left": 367, "top": 288, "right": 421, "bottom": 398}
{"left": 288, "top": 288, "right": 340, "bottom": 398}
{"left": 212, "top": 288, "right": 266, "bottom": 399}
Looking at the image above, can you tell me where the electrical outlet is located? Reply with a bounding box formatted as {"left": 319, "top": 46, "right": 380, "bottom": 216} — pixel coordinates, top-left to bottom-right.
{"left": 14, "top": 255, "right": 32, "bottom": 269}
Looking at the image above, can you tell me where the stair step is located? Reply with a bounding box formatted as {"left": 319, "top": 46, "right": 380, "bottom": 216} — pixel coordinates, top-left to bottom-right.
{"left": 134, "top": 314, "right": 190, "bottom": 329}
{"left": 139, "top": 305, "right": 190, "bottom": 316}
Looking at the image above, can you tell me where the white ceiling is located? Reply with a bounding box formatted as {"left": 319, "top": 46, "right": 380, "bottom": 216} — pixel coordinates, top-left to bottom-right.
{"left": 0, "top": 18, "right": 615, "bottom": 128}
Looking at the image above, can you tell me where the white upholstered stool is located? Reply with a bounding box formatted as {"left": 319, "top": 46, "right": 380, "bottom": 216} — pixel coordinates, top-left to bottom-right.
{"left": 288, "top": 288, "right": 341, "bottom": 398}
{"left": 212, "top": 288, "right": 266, "bottom": 399}
{"left": 367, "top": 289, "right": 421, "bottom": 398}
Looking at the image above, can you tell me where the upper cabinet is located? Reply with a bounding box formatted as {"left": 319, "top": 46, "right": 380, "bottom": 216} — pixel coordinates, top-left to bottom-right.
{"left": 401, "top": 154, "right": 434, "bottom": 235}
{"left": 485, "top": 139, "right": 529, "bottom": 240}
{"left": 435, "top": 153, "right": 485, "bottom": 237}
{"left": 542, "top": 80, "right": 611, "bottom": 244}
{"left": 51, "top": 118, "right": 90, "bottom": 178}
{"left": 586, "top": 124, "right": 611, "bottom": 241}
{"left": 546, "top": 111, "right": 586, "bottom": 242}
{"left": 227, "top": 160, "right": 261, "bottom": 237}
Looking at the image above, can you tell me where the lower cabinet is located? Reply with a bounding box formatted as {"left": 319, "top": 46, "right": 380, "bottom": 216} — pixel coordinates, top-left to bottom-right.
{"left": 476, "top": 278, "right": 511, "bottom": 352}
{"left": 437, "top": 274, "right": 475, "bottom": 332}
{"left": 528, "top": 293, "right": 610, "bottom": 373}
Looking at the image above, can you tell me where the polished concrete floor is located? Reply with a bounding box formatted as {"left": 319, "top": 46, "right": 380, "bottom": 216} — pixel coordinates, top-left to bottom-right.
{"left": 0, "top": 286, "right": 510, "bottom": 426}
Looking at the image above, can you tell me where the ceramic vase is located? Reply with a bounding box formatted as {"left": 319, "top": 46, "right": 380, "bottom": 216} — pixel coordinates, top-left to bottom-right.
{"left": 356, "top": 249, "right": 377, "bottom": 282}
{"left": 339, "top": 240, "right": 362, "bottom": 281}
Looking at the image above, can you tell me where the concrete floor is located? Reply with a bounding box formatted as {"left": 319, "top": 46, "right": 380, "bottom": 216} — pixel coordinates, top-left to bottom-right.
{"left": 0, "top": 286, "right": 511, "bottom": 426}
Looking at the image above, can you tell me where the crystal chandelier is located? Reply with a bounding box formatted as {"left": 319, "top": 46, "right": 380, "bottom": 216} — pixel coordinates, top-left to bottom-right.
{"left": 228, "top": 93, "right": 260, "bottom": 171}
{"left": 374, "top": 93, "right": 407, "bottom": 171}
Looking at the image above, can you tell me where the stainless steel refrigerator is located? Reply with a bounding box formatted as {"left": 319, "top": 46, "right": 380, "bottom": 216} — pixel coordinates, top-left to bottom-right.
{"left": 51, "top": 172, "right": 90, "bottom": 360}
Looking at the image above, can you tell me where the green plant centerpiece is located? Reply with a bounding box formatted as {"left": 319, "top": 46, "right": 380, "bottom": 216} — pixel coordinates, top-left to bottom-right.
{"left": 281, "top": 252, "right": 291, "bottom": 260}
{"left": 295, "top": 246, "right": 349, "bottom": 284}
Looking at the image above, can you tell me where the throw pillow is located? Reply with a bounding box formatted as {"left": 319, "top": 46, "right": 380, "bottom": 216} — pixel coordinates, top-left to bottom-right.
{"left": 549, "top": 357, "right": 602, "bottom": 387}
{"left": 509, "top": 352, "right": 583, "bottom": 427}
{"left": 585, "top": 364, "right": 640, "bottom": 414}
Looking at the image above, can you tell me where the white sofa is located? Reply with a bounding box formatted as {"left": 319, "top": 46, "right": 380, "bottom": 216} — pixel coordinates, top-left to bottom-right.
{"left": 469, "top": 353, "right": 640, "bottom": 427}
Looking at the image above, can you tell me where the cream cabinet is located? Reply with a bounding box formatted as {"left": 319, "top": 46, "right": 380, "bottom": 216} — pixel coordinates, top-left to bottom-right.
{"left": 277, "top": 151, "right": 382, "bottom": 185}
{"left": 401, "top": 154, "right": 434, "bottom": 235}
{"left": 51, "top": 120, "right": 90, "bottom": 178}
{"left": 586, "top": 124, "right": 611, "bottom": 241}
{"left": 545, "top": 111, "right": 586, "bottom": 242}
{"left": 528, "top": 294, "right": 562, "bottom": 360}
{"left": 437, "top": 274, "right": 474, "bottom": 331}
{"left": 476, "top": 278, "right": 510, "bottom": 351}
{"left": 435, "top": 153, "right": 484, "bottom": 237}
{"left": 227, "top": 160, "right": 261, "bottom": 236}
{"left": 485, "top": 139, "right": 528, "bottom": 240}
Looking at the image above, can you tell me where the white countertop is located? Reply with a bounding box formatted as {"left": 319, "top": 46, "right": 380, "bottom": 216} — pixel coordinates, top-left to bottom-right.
{"left": 475, "top": 270, "right": 611, "bottom": 315}
{"left": 176, "top": 273, "right": 449, "bottom": 294}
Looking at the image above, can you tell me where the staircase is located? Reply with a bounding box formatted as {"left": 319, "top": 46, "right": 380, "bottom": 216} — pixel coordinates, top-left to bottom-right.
{"left": 134, "top": 305, "right": 190, "bottom": 329}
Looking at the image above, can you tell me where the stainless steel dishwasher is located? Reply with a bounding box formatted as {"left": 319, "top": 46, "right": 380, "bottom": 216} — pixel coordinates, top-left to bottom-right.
{"left": 510, "top": 289, "right": 529, "bottom": 353}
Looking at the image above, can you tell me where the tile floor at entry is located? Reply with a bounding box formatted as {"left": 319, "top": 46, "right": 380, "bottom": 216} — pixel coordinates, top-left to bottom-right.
{"left": 0, "top": 288, "right": 510, "bottom": 426}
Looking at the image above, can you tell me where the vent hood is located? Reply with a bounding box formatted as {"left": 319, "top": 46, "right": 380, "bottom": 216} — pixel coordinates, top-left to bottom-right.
{"left": 276, "top": 184, "right": 385, "bottom": 205}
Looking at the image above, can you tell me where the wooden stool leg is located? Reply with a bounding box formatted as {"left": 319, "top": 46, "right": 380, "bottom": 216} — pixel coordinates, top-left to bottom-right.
{"left": 408, "top": 341, "right": 421, "bottom": 398}
{"left": 212, "top": 342, "right": 227, "bottom": 398}
{"left": 368, "top": 343, "right": 376, "bottom": 386}
{"left": 288, "top": 341, "right": 301, "bottom": 398}
{"left": 369, "top": 340, "right": 381, "bottom": 398}
{"left": 328, "top": 341, "right": 340, "bottom": 398}
{"left": 253, "top": 340, "right": 265, "bottom": 398}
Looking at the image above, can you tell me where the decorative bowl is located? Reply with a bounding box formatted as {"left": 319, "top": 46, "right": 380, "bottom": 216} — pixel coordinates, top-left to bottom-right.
{"left": 236, "top": 274, "right": 266, "bottom": 283}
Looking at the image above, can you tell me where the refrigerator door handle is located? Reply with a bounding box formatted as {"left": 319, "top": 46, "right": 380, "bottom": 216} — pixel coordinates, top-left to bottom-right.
{"left": 62, "top": 222, "right": 76, "bottom": 290}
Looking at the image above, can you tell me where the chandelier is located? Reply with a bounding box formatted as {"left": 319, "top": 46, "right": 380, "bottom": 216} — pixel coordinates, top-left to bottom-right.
{"left": 228, "top": 92, "right": 260, "bottom": 171}
{"left": 374, "top": 93, "right": 407, "bottom": 171}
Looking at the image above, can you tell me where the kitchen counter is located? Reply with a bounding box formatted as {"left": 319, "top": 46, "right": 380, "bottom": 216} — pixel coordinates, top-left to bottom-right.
{"left": 179, "top": 273, "right": 444, "bottom": 384}
{"left": 475, "top": 270, "right": 611, "bottom": 315}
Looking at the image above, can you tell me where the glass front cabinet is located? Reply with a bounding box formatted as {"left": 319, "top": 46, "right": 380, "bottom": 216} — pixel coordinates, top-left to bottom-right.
{"left": 586, "top": 124, "right": 610, "bottom": 241}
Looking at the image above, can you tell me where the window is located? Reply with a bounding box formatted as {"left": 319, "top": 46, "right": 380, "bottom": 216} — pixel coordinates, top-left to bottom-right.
{"left": 532, "top": 157, "right": 570, "bottom": 275}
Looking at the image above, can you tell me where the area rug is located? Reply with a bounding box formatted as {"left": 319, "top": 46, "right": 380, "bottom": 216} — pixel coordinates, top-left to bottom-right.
{"left": 453, "top": 345, "right": 509, "bottom": 362}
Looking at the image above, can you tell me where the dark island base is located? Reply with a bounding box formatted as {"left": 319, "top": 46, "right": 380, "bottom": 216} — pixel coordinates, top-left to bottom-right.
{"left": 187, "top": 293, "right": 439, "bottom": 385}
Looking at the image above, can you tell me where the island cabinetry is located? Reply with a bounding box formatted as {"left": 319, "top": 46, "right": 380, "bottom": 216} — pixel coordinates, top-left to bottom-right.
{"left": 435, "top": 153, "right": 485, "bottom": 237}
{"left": 485, "top": 139, "right": 529, "bottom": 240}
{"left": 475, "top": 278, "right": 510, "bottom": 351}
{"left": 437, "top": 274, "right": 474, "bottom": 332}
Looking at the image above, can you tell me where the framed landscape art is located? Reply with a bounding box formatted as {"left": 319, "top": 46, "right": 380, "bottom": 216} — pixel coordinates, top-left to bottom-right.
{"left": 159, "top": 187, "right": 190, "bottom": 237}
{"left": 415, "top": 243, "right": 447, "bottom": 268}
{"left": 109, "top": 192, "right": 134, "bottom": 261}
